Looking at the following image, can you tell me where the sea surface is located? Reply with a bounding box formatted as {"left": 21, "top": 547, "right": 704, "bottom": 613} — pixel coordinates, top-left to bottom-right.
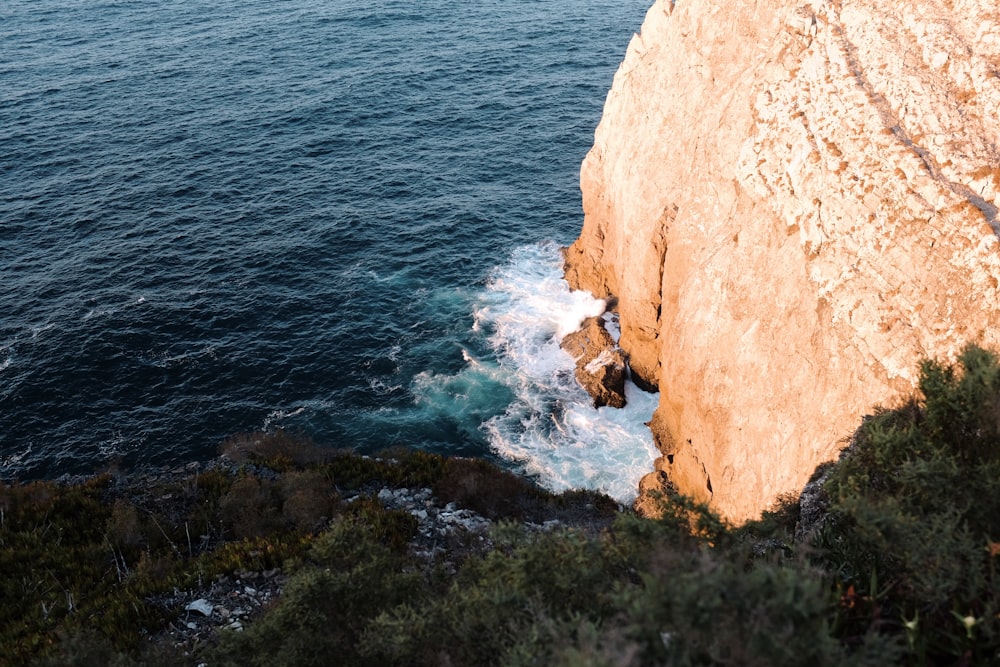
{"left": 1, "top": 0, "right": 658, "bottom": 501}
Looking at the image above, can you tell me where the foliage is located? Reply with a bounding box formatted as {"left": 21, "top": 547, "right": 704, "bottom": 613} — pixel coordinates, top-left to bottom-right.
{"left": 819, "top": 344, "right": 1000, "bottom": 662}
{"left": 0, "top": 433, "right": 447, "bottom": 666}
{"left": 9, "top": 347, "right": 1000, "bottom": 665}
{"left": 220, "top": 430, "right": 331, "bottom": 471}
{"left": 355, "top": 524, "right": 629, "bottom": 666}
{"left": 208, "top": 515, "right": 427, "bottom": 667}
{"left": 430, "top": 457, "right": 621, "bottom": 526}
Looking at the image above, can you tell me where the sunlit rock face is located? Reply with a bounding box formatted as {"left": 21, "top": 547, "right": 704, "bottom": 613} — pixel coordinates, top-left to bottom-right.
{"left": 565, "top": 0, "right": 1000, "bottom": 522}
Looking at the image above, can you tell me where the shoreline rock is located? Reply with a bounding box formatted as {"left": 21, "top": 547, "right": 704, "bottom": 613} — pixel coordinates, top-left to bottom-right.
{"left": 560, "top": 315, "right": 628, "bottom": 409}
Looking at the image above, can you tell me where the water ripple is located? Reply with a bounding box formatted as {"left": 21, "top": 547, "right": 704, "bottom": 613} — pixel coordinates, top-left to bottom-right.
{"left": 0, "top": 0, "right": 649, "bottom": 478}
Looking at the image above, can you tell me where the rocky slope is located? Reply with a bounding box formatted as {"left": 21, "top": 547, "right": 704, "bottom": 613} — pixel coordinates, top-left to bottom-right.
{"left": 565, "top": 0, "right": 1000, "bottom": 521}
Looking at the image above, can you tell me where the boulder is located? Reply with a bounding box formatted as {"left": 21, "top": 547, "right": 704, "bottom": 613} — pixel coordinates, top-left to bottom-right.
{"left": 561, "top": 316, "right": 628, "bottom": 409}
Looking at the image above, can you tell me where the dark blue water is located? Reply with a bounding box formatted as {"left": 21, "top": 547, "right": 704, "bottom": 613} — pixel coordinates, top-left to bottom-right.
{"left": 1, "top": 0, "right": 651, "bottom": 484}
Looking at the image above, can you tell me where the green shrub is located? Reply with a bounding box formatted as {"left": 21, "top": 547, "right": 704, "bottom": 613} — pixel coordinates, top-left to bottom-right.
{"left": 434, "top": 457, "right": 552, "bottom": 520}
{"left": 208, "top": 515, "right": 428, "bottom": 667}
{"left": 634, "top": 554, "right": 898, "bottom": 666}
{"left": 820, "top": 344, "right": 1000, "bottom": 662}
{"left": 218, "top": 475, "right": 284, "bottom": 539}
{"left": 358, "top": 526, "right": 608, "bottom": 666}
{"left": 314, "top": 447, "right": 445, "bottom": 492}
{"left": 18, "top": 350, "right": 1000, "bottom": 667}
{"left": 220, "top": 430, "right": 330, "bottom": 471}
{"left": 278, "top": 470, "right": 338, "bottom": 533}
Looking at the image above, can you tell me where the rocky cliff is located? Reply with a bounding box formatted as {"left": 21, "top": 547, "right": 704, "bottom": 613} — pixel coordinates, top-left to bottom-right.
{"left": 565, "top": 0, "right": 1000, "bottom": 521}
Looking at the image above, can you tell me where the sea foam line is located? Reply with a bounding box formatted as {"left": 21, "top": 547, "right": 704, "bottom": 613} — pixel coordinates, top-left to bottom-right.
{"left": 474, "top": 241, "right": 659, "bottom": 503}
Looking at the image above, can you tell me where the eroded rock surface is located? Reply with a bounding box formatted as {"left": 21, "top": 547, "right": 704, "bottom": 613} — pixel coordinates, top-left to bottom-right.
{"left": 561, "top": 316, "right": 628, "bottom": 408}
{"left": 565, "top": 0, "right": 1000, "bottom": 521}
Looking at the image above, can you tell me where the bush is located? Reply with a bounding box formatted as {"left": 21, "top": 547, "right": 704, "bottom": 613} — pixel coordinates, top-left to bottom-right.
{"left": 820, "top": 344, "right": 1000, "bottom": 662}
{"left": 207, "top": 515, "right": 427, "bottom": 667}
{"left": 15, "top": 351, "right": 1000, "bottom": 667}
{"left": 357, "top": 524, "right": 621, "bottom": 666}
{"left": 315, "top": 447, "right": 445, "bottom": 491}
{"left": 434, "top": 457, "right": 550, "bottom": 520}
{"left": 220, "top": 430, "right": 330, "bottom": 471}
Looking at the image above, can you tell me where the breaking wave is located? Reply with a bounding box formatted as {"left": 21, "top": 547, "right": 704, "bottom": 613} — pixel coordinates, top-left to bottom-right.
{"left": 471, "top": 242, "right": 659, "bottom": 503}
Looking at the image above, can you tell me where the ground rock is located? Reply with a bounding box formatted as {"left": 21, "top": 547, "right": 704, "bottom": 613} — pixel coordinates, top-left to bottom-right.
{"left": 184, "top": 599, "right": 214, "bottom": 617}
{"left": 565, "top": 0, "right": 1000, "bottom": 521}
{"left": 561, "top": 316, "right": 628, "bottom": 408}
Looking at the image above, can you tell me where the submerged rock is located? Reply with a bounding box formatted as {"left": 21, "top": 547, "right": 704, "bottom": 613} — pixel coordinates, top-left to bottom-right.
{"left": 561, "top": 316, "right": 627, "bottom": 408}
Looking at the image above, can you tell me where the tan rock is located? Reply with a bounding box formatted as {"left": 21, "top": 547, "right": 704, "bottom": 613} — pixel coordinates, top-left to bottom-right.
{"left": 560, "top": 316, "right": 628, "bottom": 408}
{"left": 565, "top": 0, "right": 1000, "bottom": 522}
{"left": 634, "top": 469, "right": 670, "bottom": 519}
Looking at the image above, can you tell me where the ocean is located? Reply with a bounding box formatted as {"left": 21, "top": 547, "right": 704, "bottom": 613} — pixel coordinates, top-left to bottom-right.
{"left": 1, "top": 0, "right": 658, "bottom": 501}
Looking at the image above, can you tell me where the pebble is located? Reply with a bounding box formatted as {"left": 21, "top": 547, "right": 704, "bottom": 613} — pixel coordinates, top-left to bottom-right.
{"left": 184, "top": 599, "right": 214, "bottom": 616}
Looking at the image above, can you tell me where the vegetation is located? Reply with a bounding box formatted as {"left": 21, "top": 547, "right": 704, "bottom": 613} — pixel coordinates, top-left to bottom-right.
{"left": 817, "top": 344, "right": 1000, "bottom": 663}
{"left": 4, "top": 344, "right": 1000, "bottom": 665}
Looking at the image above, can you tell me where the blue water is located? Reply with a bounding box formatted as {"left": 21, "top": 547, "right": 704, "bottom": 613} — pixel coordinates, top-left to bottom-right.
{"left": 1, "top": 0, "right": 655, "bottom": 496}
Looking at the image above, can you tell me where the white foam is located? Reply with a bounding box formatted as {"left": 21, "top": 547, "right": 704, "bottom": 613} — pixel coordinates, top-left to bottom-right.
{"left": 98, "top": 430, "right": 141, "bottom": 459}
{"left": 144, "top": 345, "right": 218, "bottom": 368}
{"left": 368, "top": 377, "right": 404, "bottom": 396}
{"left": 584, "top": 349, "right": 619, "bottom": 374}
{"left": 409, "top": 353, "right": 516, "bottom": 441}
{"left": 263, "top": 406, "right": 307, "bottom": 430}
{"left": 387, "top": 343, "right": 402, "bottom": 363}
{"left": 411, "top": 350, "right": 512, "bottom": 413}
{"left": 31, "top": 322, "right": 56, "bottom": 339}
{"left": 2, "top": 445, "right": 31, "bottom": 467}
{"left": 473, "top": 242, "right": 659, "bottom": 503}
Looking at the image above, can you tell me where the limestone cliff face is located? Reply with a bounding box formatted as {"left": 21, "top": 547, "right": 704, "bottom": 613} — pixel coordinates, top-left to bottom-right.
{"left": 565, "top": 0, "right": 1000, "bottom": 522}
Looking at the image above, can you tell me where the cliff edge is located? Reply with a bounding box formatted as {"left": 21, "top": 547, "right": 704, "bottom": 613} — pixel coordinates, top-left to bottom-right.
{"left": 565, "top": 0, "right": 1000, "bottom": 521}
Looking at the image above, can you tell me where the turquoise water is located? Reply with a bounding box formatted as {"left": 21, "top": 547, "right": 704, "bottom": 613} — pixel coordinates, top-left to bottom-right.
{"left": 1, "top": 0, "right": 657, "bottom": 498}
